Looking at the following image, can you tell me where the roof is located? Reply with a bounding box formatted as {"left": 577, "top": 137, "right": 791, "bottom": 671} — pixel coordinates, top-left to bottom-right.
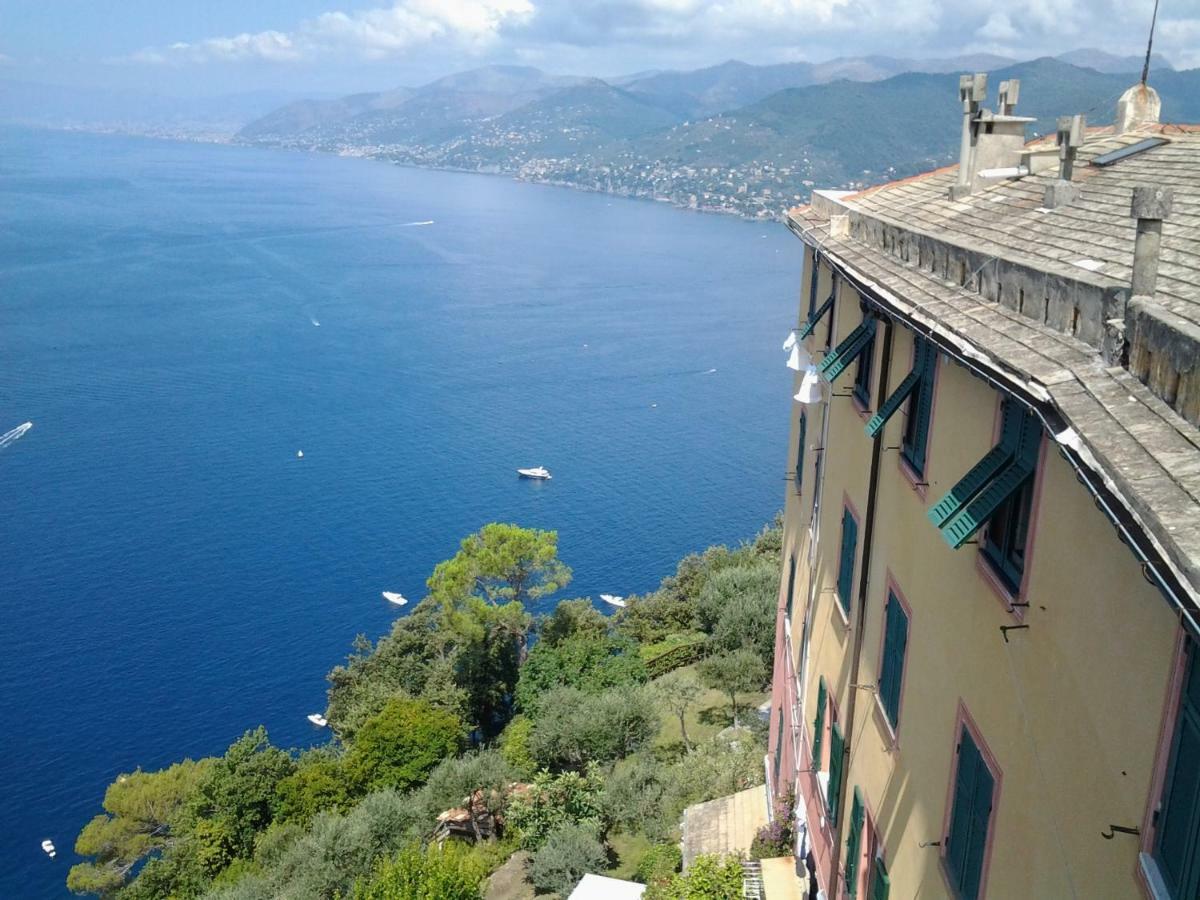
{"left": 787, "top": 123, "right": 1200, "bottom": 616}
{"left": 568, "top": 874, "right": 646, "bottom": 899}
{"left": 844, "top": 128, "right": 1200, "bottom": 330}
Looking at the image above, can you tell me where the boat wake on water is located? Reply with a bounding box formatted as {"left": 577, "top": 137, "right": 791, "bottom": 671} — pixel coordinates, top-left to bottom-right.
{"left": 400, "top": 220, "right": 434, "bottom": 227}
{"left": 0, "top": 422, "right": 32, "bottom": 450}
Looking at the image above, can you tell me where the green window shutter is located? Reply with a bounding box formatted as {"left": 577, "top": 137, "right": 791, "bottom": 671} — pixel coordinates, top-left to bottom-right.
{"left": 774, "top": 709, "right": 785, "bottom": 785}
{"left": 812, "top": 678, "right": 827, "bottom": 769}
{"left": 946, "top": 729, "right": 994, "bottom": 900}
{"left": 837, "top": 509, "right": 857, "bottom": 615}
{"left": 870, "top": 858, "right": 891, "bottom": 900}
{"left": 928, "top": 399, "right": 1024, "bottom": 528}
{"left": 796, "top": 413, "right": 807, "bottom": 492}
{"left": 820, "top": 318, "right": 876, "bottom": 382}
{"left": 846, "top": 787, "right": 865, "bottom": 894}
{"left": 785, "top": 555, "right": 797, "bottom": 620}
{"left": 865, "top": 367, "right": 920, "bottom": 437}
{"left": 828, "top": 722, "right": 845, "bottom": 821}
{"left": 807, "top": 247, "right": 820, "bottom": 318}
{"left": 879, "top": 595, "right": 908, "bottom": 727}
{"left": 1154, "top": 644, "right": 1200, "bottom": 898}
{"left": 798, "top": 294, "right": 834, "bottom": 339}
{"left": 939, "top": 414, "right": 1042, "bottom": 549}
{"left": 903, "top": 340, "right": 937, "bottom": 473}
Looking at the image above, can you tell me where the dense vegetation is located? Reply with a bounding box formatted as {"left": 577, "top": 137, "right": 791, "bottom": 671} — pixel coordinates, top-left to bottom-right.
{"left": 70, "top": 518, "right": 782, "bottom": 898}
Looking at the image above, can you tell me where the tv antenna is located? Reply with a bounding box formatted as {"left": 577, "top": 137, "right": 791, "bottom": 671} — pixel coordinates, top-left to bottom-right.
{"left": 1141, "top": 0, "right": 1160, "bottom": 85}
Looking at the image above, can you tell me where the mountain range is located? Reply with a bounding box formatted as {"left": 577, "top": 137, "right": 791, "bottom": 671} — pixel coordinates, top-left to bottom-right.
{"left": 1, "top": 49, "right": 1189, "bottom": 219}
{"left": 228, "top": 52, "right": 1196, "bottom": 219}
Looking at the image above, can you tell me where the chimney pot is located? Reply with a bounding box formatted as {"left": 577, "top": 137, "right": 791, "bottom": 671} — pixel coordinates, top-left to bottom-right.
{"left": 1129, "top": 185, "right": 1173, "bottom": 297}
{"left": 951, "top": 73, "right": 989, "bottom": 199}
{"left": 1131, "top": 184, "right": 1173, "bottom": 220}
{"left": 998, "top": 80, "right": 1020, "bottom": 115}
{"left": 1116, "top": 83, "right": 1162, "bottom": 133}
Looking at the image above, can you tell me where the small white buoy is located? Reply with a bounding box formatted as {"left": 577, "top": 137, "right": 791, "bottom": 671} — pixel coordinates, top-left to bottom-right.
{"left": 297, "top": 450, "right": 304, "bottom": 458}
{"left": 41, "top": 839, "right": 56, "bottom": 858}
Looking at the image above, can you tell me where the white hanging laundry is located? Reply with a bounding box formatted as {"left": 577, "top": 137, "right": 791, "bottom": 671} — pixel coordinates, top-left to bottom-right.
{"left": 795, "top": 364, "right": 825, "bottom": 404}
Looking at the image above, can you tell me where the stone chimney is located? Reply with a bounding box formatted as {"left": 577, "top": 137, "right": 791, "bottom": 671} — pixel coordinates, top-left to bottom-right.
{"left": 949, "top": 76, "right": 1035, "bottom": 200}
{"left": 1116, "top": 83, "right": 1161, "bottom": 133}
{"left": 1129, "top": 185, "right": 1173, "bottom": 297}
{"left": 1043, "top": 115, "right": 1085, "bottom": 209}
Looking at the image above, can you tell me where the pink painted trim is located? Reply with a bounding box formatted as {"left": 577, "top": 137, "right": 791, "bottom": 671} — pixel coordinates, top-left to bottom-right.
{"left": 974, "top": 398, "right": 1049, "bottom": 621}
{"left": 896, "top": 340, "right": 941, "bottom": 503}
{"left": 850, "top": 793, "right": 880, "bottom": 900}
{"left": 850, "top": 391, "right": 874, "bottom": 424}
{"left": 872, "top": 571, "right": 913, "bottom": 751}
{"left": 833, "top": 494, "right": 862, "bottom": 628}
{"left": 1136, "top": 628, "right": 1189, "bottom": 897}
{"left": 798, "top": 685, "right": 837, "bottom": 895}
{"left": 780, "top": 551, "right": 797, "bottom": 614}
{"left": 938, "top": 702, "right": 1003, "bottom": 900}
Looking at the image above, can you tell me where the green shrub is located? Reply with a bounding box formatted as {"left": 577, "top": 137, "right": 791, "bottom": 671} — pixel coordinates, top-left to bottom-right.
{"left": 516, "top": 635, "right": 647, "bottom": 715}
{"left": 345, "top": 698, "right": 464, "bottom": 793}
{"left": 644, "top": 854, "right": 744, "bottom": 900}
{"left": 497, "top": 715, "right": 537, "bottom": 778}
{"left": 528, "top": 823, "right": 608, "bottom": 897}
{"left": 538, "top": 599, "right": 609, "bottom": 647}
{"left": 602, "top": 755, "right": 670, "bottom": 840}
{"left": 275, "top": 752, "right": 357, "bottom": 826}
{"left": 506, "top": 766, "right": 606, "bottom": 850}
{"left": 528, "top": 686, "right": 657, "bottom": 771}
{"left": 352, "top": 842, "right": 486, "bottom": 900}
{"left": 634, "top": 843, "right": 682, "bottom": 886}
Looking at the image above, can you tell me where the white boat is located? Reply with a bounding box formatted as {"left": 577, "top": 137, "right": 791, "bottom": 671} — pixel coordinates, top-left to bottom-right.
{"left": 517, "top": 466, "right": 552, "bottom": 480}
{"left": 382, "top": 591, "right": 407, "bottom": 606}
{"left": 600, "top": 594, "right": 626, "bottom": 608}
{"left": 41, "top": 839, "right": 56, "bottom": 858}
{"left": 297, "top": 450, "right": 304, "bottom": 458}
{"left": 307, "top": 713, "right": 328, "bottom": 727}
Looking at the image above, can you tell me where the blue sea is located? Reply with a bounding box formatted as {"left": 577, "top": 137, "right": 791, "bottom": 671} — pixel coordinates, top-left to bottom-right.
{"left": 0, "top": 127, "right": 797, "bottom": 897}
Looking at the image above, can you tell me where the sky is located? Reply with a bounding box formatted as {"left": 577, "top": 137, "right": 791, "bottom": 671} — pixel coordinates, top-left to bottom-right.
{"left": 1, "top": 0, "right": 1197, "bottom": 97}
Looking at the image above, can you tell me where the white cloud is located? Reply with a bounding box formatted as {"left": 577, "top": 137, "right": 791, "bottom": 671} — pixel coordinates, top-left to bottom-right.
{"left": 126, "top": 0, "right": 534, "bottom": 65}
{"left": 976, "top": 12, "right": 1019, "bottom": 42}
{"left": 117, "top": 0, "right": 1200, "bottom": 75}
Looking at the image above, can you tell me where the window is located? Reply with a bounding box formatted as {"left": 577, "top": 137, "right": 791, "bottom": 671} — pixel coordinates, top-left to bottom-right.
{"left": 785, "top": 554, "right": 797, "bottom": 621}
{"left": 870, "top": 858, "right": 891, "bottom": 900}
{"left": 795, "top": 412, "right": 807, "bottom": 495}
{"left": 945, "top": 725, "right": 996, "bottom": 900}
{"left": 901, "top": 337, "right": 938, "bottom": 476}
{"left": 982, "top": 472, "right": 1034, "bottom": 593}
{"left": 853, "top": 319, "right": 877, "bottom": 407}
{"left": 1153, "top": 641, "right": 1200, "bottom": 899}
{"left": 929, "top": 396, "right": 1041, "bottom": 552}
{"left": 846, "top": 787, "right": 866, "bottom": 894}
{"left": 828, "top": 721, "right": 846, "bottom": 821}
{"left": 808, "top": 245, "right": 820, "bottom": 319}
{"left": 820, "top": 309, "right": 874, "bottom": 382}
{"left": 812, "top": 677, "right": 827, "bottom": 770}
{"left": 774, "top": 708, "right": 785, "bottom": 787}
{"left": 837, "top": 507, "right": 858, "bottom": 618}
{"left": 878, "top": 592, "right": 909, "bottom": 729}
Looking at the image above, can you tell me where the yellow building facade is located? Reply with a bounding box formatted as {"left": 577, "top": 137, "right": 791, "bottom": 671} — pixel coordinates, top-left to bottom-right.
{"left": 767, "top": 78, "right": 1200, "bottom": 900}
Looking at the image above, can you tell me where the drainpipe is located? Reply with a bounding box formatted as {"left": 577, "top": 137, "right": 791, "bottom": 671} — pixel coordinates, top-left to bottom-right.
{"left": 828, "top": 317, "right": 893, "bottom": 899}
